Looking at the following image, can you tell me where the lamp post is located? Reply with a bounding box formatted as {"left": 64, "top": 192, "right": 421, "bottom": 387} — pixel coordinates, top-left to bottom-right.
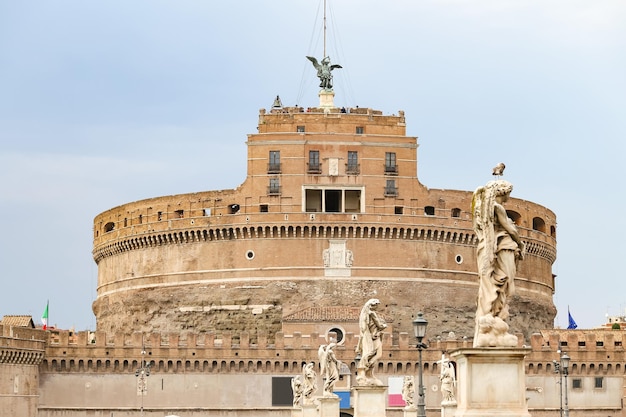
{"left": 135, "top": 346, "right": 151, "bottom": 416}
{"left": 561, "top": 353, "right": 570, "bottom": 417}
{"left": 412, "top": 312, "right": 428, "bottom": 417}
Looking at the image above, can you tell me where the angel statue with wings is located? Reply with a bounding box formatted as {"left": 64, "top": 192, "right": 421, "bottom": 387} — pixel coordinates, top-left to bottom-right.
{"left": 306, "top": 56, "right": 342, "bottom": 90}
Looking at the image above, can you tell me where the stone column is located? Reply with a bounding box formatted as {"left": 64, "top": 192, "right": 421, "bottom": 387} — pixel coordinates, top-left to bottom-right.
{"left": 318, "top": 396, "right": 341, "bottom": 417}
{"left": 451, "top": 348, "right": 531, "bottom": 417}
{"left": 352, "top": 385, "right": 387, "bottom": 417}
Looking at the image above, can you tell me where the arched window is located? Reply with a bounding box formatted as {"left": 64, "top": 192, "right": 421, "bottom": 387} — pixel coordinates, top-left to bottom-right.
{"left": 506, "top": 210, "right": 522, "bottom": 225}
{"left": 104, "top": 222, "right": 115, "bottom": 233}
{"left": 532, "top": 217, "right": 546, "bottom": 233}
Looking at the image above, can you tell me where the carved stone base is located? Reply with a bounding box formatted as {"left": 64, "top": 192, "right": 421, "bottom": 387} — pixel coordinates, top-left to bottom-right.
{"left": 451, "top": 348, "right": 531, "bottom": 417}
{"left": 440, "top": 401, "right": 457, "bottom": 417}
{"left": 318, "top": 395, "right": 341, "bottom": 417}
{"left": 353, "top": 385, "right": 387, "bottom": 417}
{"left": 403, "top": 405, "right": 417, "bottom": 417}
{"left": 319, "top": 90, "right": 335, "bottom": 110}
{"left": 301, "top": 403, "right": 318, "bottom": 417}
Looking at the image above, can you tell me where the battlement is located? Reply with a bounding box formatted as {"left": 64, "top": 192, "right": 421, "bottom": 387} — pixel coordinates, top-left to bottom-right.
{"left": 46, "top": 329, "right": 626, "bottom": 357}
{"left": 530, "top": 329, "right": 626, "bottom": 351}
{"left": 41, "top": 329, "right": 626, "bottom": 378}
{"left": 258, "top": 107, "right": 405, "bottom": 136}
{"left": 0, "top": 325, "right": 46, "bottom": 366}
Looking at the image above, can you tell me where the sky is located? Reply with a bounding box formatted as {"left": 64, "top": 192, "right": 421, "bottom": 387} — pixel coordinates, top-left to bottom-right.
{"left": 1, "top": 1, "right": 625, "bottom": 332}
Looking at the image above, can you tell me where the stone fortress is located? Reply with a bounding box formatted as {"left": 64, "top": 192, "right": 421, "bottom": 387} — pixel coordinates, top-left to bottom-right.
{"left": 1, "top": 57, "right": 624, "bottom": 417}
{"left": 91, "top": 100, "right": 556, "bottom": 343}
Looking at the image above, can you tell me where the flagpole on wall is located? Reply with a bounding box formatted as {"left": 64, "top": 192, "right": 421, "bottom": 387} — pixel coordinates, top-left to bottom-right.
{"left": 42, "top": 300, "right": 49, "bottom": 330}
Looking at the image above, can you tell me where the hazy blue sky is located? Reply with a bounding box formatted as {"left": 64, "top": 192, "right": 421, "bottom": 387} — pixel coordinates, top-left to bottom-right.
{"left": 1, "top": 1, "right": 624, "bottom": 332}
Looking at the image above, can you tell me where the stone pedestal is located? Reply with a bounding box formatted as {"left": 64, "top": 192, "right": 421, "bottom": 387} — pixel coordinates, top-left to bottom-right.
{"left": 402, "top": 405, "right": 417, "bottom": 417}
{"left": 440, "top": 401, "right": 457, "bottom": 417}
{"left": 451, "top": 348, "right": 531, "bottom": 417}
{"left": 301, "top": 403, "right": 318, "bottom": 417}
{"left": 291, "top": 407, "right": 304, "bottom": 417}
{"left": 352, "top": 385, "right": 387, "bottom": 417}
{"left": 318, "top": 396, "right": 341, "bottom": 417}
{"left": 319, "top": 89, "right": 335, "bottom": 111}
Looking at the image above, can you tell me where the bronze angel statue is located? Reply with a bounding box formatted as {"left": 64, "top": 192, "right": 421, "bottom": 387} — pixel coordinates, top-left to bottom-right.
{"left": 306, "top": 56, "right": 342, "bottom": 90}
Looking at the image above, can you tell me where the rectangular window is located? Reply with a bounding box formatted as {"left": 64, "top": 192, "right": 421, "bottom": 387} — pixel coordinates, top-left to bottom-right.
{"left": 385, "top": 179, "right": 397, "bottom": 196}
{"left": 324, "top": 189, "right": 342, "bottom": 212}
{"left": 306, "top": 189, "right": 322, "bottom": 212}
{"left": 268, "top": 151, "right": 281, "bottom": 173}
{"left": 356, "top": 126, "right": 364, "bottom": 134}
{"left": 271, "top": 377, "right": 293, "bottom": 406}
{"left": 175, "top": 210, "right": 184, "bottom": 218}
{"left": 297, "top": 125, "right": 305, "bottom": 133}
{"left": 304, "top": 188, "right": 363, "bottom": 213}
{"left": 268, "top": 178, "right": 281, "bottom": 195}
{"left": 345, "top": 190, "right": 361, "bottom": 213}
{"left": 595, "top": 377, "right": 604, "bottom": 388}
{"left": 385, "top": 152, "right": 397, "bottom": 174}
{"left": 347, "top": 151, "right": 359, "bottom": 174}
{"left": 395, "top": 206, "right": 403, "bottom": 214}
{"left": 308, "top": 150, "right": 321, "bottom": 173}
{"left": 157, "top": 211, "right": 163, "bottom": 221}
{"left": 572, "top": 378, "right": 582, "bottom": 389}
{"left": 260, "top": 204, "right": 268, "bottom": 213}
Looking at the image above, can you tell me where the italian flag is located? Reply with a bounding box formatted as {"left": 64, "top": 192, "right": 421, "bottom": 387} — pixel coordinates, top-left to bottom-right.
{"left": 42, "top": 302, "right": 49, "bottom": 330}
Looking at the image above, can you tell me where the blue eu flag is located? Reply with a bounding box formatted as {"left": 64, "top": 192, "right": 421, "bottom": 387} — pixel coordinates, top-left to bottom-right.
{"left": 567, "top": 308, "right": 578, "bottom": 330}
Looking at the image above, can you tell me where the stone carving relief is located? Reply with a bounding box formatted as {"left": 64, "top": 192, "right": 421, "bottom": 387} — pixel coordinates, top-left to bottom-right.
{"left": 323, "top": 240, "right": 353, "bottom": 277}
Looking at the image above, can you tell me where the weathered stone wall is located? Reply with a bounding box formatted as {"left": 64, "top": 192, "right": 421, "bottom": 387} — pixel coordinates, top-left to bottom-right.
{"left": 91, "top": 213, "right": 556, "bottom": 341}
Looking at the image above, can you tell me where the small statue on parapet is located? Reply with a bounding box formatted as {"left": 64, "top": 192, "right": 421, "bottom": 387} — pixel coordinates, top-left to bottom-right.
{"left": 291, "top": 375, "right": 303, "bottom": 407}
{"left": 402, "top": 375, "right": 416, "bottom": 410}
{"left": 355, "top": 298, "right": 387, "bottom": 385}
{"left": 438, "top": 354, "right": 457, "bottom": 404}
{"left": 301, "top": 362, "right": 318, "bottom": 404}
{"left": 318, "top": 342, "right": 340, "bottom": 397}
{"left": 306, "top": 56, "right": 342, "bottom": 90}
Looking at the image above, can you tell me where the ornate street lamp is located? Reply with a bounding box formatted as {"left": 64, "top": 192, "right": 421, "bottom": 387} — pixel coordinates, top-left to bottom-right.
{"left": 135, "top": 346, "right": 151, "bottom": 416}
{"left": 412, "top": 312, "right": 428, "bottom": 417}
{"left": 561, "top": 353, "right": 570, "bottom": 417}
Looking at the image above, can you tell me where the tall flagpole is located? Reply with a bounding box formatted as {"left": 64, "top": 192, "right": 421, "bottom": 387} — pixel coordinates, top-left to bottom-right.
{"left": 323, "top": 0, "right": 327, "bottom": 57}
